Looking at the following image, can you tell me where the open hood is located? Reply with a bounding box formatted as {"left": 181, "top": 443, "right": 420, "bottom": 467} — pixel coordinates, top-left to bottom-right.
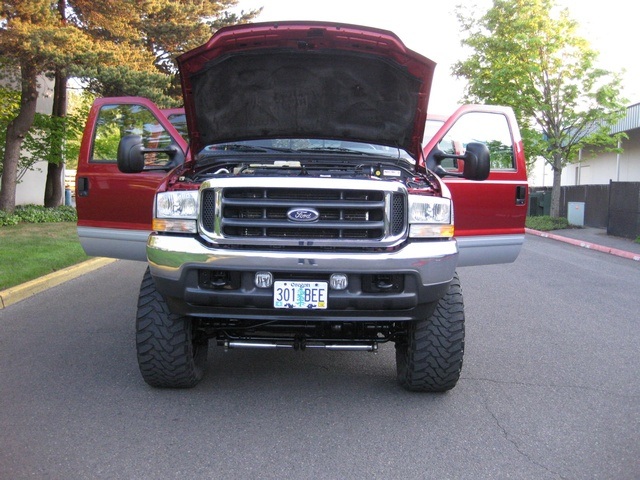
{"left": 177, "top": 22, "right": 435, "bottom": 160}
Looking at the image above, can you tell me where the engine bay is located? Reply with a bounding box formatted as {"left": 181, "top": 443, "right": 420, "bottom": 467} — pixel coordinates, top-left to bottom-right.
{"left": 174, "top": 155, "right": 440, "bottom": 194}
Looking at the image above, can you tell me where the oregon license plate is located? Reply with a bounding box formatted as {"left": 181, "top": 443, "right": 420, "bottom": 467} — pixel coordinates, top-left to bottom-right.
{"left": 273, "top": 281, "right": 328, "bottom": 309}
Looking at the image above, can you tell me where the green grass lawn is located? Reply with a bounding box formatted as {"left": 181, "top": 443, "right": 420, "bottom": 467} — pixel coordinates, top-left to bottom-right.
{"left": 0, "top": 222, "right": 89, "bottom": 290}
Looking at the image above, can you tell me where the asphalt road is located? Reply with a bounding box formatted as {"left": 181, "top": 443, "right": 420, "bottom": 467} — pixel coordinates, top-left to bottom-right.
{"left": 1, "top": 236, "right": 638, "bottom": 479}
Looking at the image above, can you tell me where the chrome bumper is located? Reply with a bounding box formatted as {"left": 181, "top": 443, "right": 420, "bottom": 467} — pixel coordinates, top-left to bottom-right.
{"left": 147, "top": 234, "right": 458, "bottom": 286}
{"left": 146, "top": 234, "right": 458, "bottom": 321}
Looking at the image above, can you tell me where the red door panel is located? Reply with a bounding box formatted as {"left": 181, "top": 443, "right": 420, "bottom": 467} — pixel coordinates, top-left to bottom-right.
{"left": 76, "top": 97, "right": 187, "bottom": 260}
{"left": 423, "top": 105, "right": 528, "bottom": 266}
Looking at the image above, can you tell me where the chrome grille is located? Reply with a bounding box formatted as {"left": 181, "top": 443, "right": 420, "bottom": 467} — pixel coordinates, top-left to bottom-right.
{"left": 199, "top": 178, "right": 407, "bottom": 248}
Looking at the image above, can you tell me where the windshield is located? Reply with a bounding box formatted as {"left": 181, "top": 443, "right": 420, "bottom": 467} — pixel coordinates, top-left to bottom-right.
{"left": 166, "top": 113, "right": 188, "bottom": 141}
{"left": 160, "top": 112, "right": 415, "bottom": 163}
{"left": 423, "top": 119, "right": 445, "bottom": 145}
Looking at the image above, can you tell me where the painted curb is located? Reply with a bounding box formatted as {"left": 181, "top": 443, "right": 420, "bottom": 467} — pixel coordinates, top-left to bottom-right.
{"left": 525, "top": 228, "right": 640, "bottom": 262}
{"left": 0, "top": 258, "right": 117, "bottom": 309}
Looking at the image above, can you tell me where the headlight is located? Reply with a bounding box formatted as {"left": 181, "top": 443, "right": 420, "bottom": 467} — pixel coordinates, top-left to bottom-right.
{"left": 153, "top": 191, "right": 198, "bottom": 233}
{"left": 408, "top": 195, "right": 454, "bottom": 238}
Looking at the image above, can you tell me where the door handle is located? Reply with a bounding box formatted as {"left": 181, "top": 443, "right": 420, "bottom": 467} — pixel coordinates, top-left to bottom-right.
{"left": 515, "top": 185, "right": 527, "bottom": 205}
{"left": 77, "top": 177, "right": 89, "bottom": 197}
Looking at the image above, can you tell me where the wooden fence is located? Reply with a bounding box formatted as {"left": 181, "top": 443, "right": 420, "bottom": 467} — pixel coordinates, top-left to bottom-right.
{"left": 530, "top": 182, "right": 640, "bottom": 239}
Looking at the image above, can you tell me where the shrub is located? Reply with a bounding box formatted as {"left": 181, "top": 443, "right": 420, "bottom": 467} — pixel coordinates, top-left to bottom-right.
{"left": 526, "top": 215, "right": 571, "bottom": 231}
{"left": 0, "top": 205, "right": 77, "bottom": 226}
{"left": 0, "top": 210, "right": 20, "bottom": 226}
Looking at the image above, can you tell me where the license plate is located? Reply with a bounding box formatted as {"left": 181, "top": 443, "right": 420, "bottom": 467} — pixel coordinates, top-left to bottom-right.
{"left": 273, "top": 281, "right": 328, "bottom": 309}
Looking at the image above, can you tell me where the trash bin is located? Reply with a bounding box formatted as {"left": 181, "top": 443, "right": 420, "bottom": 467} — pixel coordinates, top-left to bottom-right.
{"left": 528, "top": 192, "right": 541, "bottom": 216}
{"left": 567, "top": 202, "right": 585, "bottom": 226}
{"left": 528, "top": 191, "right": 551, "bottom": 216}
{"left": 65, "top": 188, "right": 72, "bottom": 206}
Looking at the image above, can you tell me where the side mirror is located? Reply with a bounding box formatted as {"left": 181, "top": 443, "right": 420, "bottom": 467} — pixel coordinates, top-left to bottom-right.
{"left": 461, "top": 142, "right": 490, "bottom": 180}
{"left": 117, "top": 134, "right": 184, "bottom": 174}
{"left": 117, "top": 135, "right": 145, "bottom": 173}
{"left": 429, "top": 141, "right": 490, "bottom": 181}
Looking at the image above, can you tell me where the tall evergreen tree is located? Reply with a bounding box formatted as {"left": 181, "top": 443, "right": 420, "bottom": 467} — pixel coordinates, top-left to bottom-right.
{"left": 75, "top": 0, "right": 260, "bottom": 104}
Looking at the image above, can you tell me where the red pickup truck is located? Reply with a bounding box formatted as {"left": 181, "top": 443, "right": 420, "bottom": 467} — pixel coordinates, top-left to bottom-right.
{"left": 76, "top": 21, "right": 527, "bottom": 392}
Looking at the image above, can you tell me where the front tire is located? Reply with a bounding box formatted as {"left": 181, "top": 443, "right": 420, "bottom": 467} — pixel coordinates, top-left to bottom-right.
{"left": 135, "top": 268, "right": 208, "bottom": 388}
{"left": 395, "top": 273, "right": 465, "bottom": 392}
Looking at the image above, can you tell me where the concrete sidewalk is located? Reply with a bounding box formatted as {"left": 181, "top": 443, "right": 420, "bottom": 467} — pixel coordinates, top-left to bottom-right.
{"left": 526, "top": 226, "right": 640, "bottom": 262}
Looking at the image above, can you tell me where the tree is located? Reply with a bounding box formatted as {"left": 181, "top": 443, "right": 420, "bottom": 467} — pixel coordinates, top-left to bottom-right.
{"left": 43, "top": 0, "right": 68, "bottom": 208}
{"left": 0, "top": 84, "right": 46, "bottom": 182}
{"left": 44, "top": 0, "right": 259, "bottom": 207}
{"left": 453, "top": 0, "right": 625, "bottom": 217}
{"left": 0, "top": 84, "right": 86, "bottom": 182}
{"left": 43, "top": 0, "right": 259, "bottom": 206}
{"left": 0, "top": 0, "right": 98, "bottom": 213}
{"left": 77, "top": 1, "right": 261, "bottom": 104}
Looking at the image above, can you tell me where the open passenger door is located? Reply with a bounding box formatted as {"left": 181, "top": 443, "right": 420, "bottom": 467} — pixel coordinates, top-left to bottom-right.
{"left": 76, "top": 97, "right": 187, "bottom": 261}
{"left": 423, "top": 105, "right": 528, "bottom": 266}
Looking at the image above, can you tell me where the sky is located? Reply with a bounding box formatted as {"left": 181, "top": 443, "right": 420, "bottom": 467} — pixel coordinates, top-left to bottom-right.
{"left": 230, "top": 0, "right": 638, "bottom": 114}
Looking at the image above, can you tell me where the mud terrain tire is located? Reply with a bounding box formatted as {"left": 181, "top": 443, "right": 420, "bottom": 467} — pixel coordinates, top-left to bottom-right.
{"left": 396, "top": 273, "right": 464, "bottom": 392}
{"left": 135, "top": 268, "right": 208, "bottom": 388}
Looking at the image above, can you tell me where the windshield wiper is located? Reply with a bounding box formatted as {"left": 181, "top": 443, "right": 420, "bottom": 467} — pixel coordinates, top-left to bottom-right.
{"left": 203, "top": 144, "right": 302, "bottom": 154}
{"left": 204, "top": 144, "right": 271, "bottom": 153}
{"left": 296, "top": 147, "right": 372, "bottom": 155}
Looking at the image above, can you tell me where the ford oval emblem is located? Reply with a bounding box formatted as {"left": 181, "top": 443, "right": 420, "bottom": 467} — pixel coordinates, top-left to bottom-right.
{"left": 287, "top": 207, "right": 320, "bottom": 222}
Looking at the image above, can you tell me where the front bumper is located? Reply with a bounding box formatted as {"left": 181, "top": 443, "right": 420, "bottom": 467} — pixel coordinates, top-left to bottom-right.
{"left": 147, "top": 234, "right": 458, "bottom": 322}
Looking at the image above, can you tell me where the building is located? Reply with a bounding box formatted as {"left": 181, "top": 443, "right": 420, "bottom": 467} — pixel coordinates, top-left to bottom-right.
{"left": 529, "top": 102, "right": 640, "bottom": 186}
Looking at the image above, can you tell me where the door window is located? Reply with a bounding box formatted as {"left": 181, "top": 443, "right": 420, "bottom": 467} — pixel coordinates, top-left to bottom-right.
{"left": 437, "top": 112, "right": 515, "bottom": 170}
{"left": 91, "top": 104, "right": 175, "bottom": 167}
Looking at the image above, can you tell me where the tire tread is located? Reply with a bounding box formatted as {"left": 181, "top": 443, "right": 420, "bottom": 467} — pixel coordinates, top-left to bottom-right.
{"left": 396, "top": 273, "right": 464, "bottom": 392}
{"left": 135, "top": 269, "right": 207, "bottom": 388}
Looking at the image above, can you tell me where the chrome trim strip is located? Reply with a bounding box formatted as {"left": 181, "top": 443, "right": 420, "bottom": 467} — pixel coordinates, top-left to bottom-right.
{"left": 456, "top": 234, "right": 525, "bottom": 267}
